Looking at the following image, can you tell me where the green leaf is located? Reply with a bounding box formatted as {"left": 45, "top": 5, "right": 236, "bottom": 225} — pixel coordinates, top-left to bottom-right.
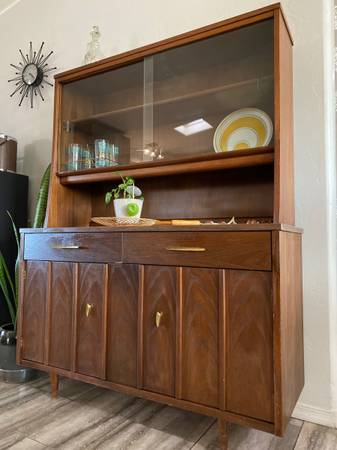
{"left": 33, "top": 164, "right": 51, "bottom": 228}
{"left": 0, "top": 252, "right": 15, "bottom": 325}
{"left": 105, "top": 192, "right": 112, "bottom": 205}
{"left": 6, "top": 210, "right": 19, "bottom": 251}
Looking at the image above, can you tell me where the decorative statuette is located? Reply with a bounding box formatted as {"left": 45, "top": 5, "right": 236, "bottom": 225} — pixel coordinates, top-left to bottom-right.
{"left": 84, "top": 26, "right": 104, "bottom": 65}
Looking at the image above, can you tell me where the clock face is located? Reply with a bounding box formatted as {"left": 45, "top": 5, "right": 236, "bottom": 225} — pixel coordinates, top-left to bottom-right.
{"left": 22, "top": 63, "right": 38, "bottom": 86}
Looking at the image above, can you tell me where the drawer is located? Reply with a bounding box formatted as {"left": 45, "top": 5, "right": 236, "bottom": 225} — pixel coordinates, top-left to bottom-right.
{"left": 124, "top": 232, "right": 271, "bottom": 270}
{"left": 24, "top": 233, "right": 122, "bottom": 263}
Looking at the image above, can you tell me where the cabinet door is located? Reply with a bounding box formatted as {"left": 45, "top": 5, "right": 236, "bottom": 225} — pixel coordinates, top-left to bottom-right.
{"left": 226, "top": 270, "right": 273, "bottom": 422}
{"left": 142, "top": 265, "right": 176, "bottom": 396}
{"left": 76, "top": 263, "right": 106, "bottom": 378}
{"left": 48, "top": 262, "right": 74, "bottom": 370}
{"left": 106, "top": 264, "right": 139, "bottom": 387}
{"left": 21, "top": 261, "right": 48, "bottom": 363}
{"left": 180, "top": 267, "right": 219, "bottom": 408}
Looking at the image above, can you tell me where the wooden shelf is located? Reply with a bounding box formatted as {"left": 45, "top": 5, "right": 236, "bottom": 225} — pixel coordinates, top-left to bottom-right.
{"left": 58, "top": 146, "right": 274, "bottom": 185}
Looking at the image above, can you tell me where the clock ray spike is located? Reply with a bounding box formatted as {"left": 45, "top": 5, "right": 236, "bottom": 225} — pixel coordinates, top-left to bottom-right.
{"left": 32, "top": 51, "right": 36, "bottom": 63}
{"left": 19, "top": 49, "right": 28, "bottom": 65}
{"left": 44, "top": 80, "right": 53, "bottom": 87}
{"left": 37, "top": 86, "right": 44, "bottom": 101}
{"left": 35, "top": 42, "right": 44, "bottom": 65}
{"left": 19, "top": 85, "right": 29, "bottom": 106}
{"left": 10, "top": 63, "right": 22, "bottom": 71}
{"left": 10, "top": 82, "right": 24, "bottom": 97}
{"left": 43, "top": 66, "right": 57, "bottom": 73}
{"left": 30, "top": 87, "right": 34, "bottom": 108}
{"left": 39, "top": 50, "right": 53, "bottom": 66}
{"left": 8, "top": 76, "right": 23, "bottom": 83}
{"left": 29, "top": 42, "right": 33, "bottom": 62}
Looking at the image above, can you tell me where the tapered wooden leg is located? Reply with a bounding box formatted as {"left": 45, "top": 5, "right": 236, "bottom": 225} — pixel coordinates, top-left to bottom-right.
{"left": 218, "top": 418, "right": 229, "bottom": 450}
{"left": 50, "top": 373, "right": 59, "bottom": 399}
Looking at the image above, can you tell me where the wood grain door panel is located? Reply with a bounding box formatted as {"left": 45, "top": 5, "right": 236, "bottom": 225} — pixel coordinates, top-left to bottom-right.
{"left": 48, "top": 262, "right": 73, "bottom": 370}
{"left": 106, "top": 264, "right": 138, "bottom": 387}
{"left": 76, "top": 263, "right": 106, "bottom": 378}
{"left": 21, "top": 261, "right": 48, "bottom": 363}
{"left": 226, "top": 270, "right": 273, "bottom": 422}
{"left": 142, "top": 265, "right": 176, "bottom": 396}
{"left": 181, "top": 267, "right": 219, "bottom": 408}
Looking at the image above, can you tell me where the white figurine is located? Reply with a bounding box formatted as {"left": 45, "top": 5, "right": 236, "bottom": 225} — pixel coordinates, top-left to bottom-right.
{"left": 84, "top": 26, "right": 104, "bottom": 65}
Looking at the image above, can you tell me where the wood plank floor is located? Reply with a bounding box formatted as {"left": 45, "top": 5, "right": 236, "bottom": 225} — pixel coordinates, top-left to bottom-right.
{"left": 0, "top": 376, "right": 335, "bottom": 449}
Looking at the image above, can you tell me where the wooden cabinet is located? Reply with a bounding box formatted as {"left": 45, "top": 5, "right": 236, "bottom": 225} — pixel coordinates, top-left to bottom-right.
{"left": 17, "top": 5, "right": 303, "bottom": 450}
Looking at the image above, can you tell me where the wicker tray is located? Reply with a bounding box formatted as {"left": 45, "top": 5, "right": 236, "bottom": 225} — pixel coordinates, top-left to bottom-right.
{"left": 91, "top": 217, "right": 156, "bottom": 227}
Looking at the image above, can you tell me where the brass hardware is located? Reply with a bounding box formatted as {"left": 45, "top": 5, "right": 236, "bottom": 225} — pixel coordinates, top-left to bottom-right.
{"left": 155, "top": 311, "right": 163, "bottom": 328}
{"left": 52, "top": 245, "right": 81, "bottom": 249}
{"left": 85, "top": 303, "right": 94, "bottom": 317}
{"left": 22, "top": 269, "right": 27, "bottom": 280}
{"left": 166, "top": 246, "right": 206, "bottom": 252}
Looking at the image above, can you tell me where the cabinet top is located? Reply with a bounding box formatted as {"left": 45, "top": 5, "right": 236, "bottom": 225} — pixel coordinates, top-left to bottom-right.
{"left": 54, "top": 3, "right": 292, "bottom": 84}
{"left": 20, "top": 223, "right": 303, "bottom": 234}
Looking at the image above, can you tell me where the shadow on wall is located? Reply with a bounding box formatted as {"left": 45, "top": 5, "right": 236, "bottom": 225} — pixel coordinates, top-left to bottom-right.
{"left": 21, "top": 139, "right": 52, "bottom": 223}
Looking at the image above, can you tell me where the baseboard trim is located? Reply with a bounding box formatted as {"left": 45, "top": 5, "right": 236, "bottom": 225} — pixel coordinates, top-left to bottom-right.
{"left": 293, "top": 402, "right": 337, "bottom": 428}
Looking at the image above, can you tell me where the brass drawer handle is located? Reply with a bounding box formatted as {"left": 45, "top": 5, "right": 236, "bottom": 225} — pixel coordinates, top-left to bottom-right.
{"left": 155, "top": 311, "right": 163, "bottom": 328}
{"left": 52, "top": 245, "right": 82, "bottom": 249}
{"left": 166, "top": 246, "right": 206, "bottom": 252}
{"left": 85, "top": 303, "right": 94, "bottom": 317}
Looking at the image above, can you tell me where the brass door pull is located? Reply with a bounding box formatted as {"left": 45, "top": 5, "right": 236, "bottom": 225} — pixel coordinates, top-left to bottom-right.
{"left": 52, "top": 245, "right": 82, "bottom": 249}
{"left": 155, "top": 311, "right": 163, "bottom": 328}
{"left": 85, "top": 303, "right": 94, "bottom": 317}
{"left": 166, "top": 246, "right": 206, "bottom": 252}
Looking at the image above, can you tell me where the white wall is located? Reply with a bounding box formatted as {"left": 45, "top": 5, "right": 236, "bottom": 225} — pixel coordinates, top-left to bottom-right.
{"left": 0, "top": 0, "right": 336, "bottom": 427}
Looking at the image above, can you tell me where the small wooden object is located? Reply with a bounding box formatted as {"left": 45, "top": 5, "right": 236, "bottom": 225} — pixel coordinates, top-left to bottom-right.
{"left": 50, "top": 373, "right": 59, "bottom": 399}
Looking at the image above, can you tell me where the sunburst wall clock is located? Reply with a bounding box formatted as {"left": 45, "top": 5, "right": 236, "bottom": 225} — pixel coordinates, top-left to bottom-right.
{"left": 8, "top": 42, "right": 57, "bottom": 108}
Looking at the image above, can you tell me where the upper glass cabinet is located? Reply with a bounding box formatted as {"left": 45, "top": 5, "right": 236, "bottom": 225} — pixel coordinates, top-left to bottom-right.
{"left": 59, "top": 19, "right": 274, "bottom": 173}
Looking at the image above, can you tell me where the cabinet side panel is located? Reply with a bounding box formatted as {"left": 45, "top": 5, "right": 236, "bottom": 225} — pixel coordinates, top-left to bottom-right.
{"left": 226, "top": 270, "right": 274, "bottom": 422}
{"left": 49, "top": 262, "right": 74, "bottom": 370}
{"left": 274, "top": 9, "right": 295, "bottom": 224}
{"left": 181, "top": 267, "right": 219, "bottom": 408}
{"left": 21, "top": 261, "right": 48, "bottom": 363}
{"left": 143, "top": 265, "right": 176, "bottom": 396}
{"left": 106, "top": 264, "right": 138, "bottom": 387}
{"left": 273, "top": 231, "right": 304, "bottom": 435}
{"left": 76, "top": 263, "right": 105, "bottom": 378}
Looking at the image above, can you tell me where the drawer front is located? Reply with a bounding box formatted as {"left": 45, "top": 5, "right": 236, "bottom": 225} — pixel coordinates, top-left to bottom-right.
{"left": 124, "top": 232, "right": 271, "bottom": 270}
{"left": 24, "top": 233, "right": 122, "bottom": 263}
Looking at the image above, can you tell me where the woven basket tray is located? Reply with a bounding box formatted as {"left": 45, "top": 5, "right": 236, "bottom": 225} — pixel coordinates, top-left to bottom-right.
{"left": 91, "top": 217, "right": 156, "bottom": 227}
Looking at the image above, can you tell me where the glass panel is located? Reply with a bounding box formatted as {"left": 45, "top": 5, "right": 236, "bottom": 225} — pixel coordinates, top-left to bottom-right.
{"left": 145, "top": 19, "right": 274, "bottom": 163}
{"left": 59, "top": 19, "right": 274, "bottom": 172}
{"left": 60, "top": 61, "right": 144, "bottom": 172}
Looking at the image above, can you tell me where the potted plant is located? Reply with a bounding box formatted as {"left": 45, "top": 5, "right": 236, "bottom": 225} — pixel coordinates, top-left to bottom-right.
{"left": 0, "top": 164, "right": 50, "bottom": 382}
{"left": 105, "top": 175, "right": 143, "bottom": 219}
{"left": 0, "top": 212, "right": 37, "bottom": 382}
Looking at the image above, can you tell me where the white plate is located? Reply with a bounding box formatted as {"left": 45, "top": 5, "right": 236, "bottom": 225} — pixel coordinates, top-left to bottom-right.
{"left": 213, "top": 108, "right": 273, "bottom": 152}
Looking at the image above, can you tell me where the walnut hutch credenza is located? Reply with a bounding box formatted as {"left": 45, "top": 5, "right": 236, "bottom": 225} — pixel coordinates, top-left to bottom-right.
{"left": 17, "top": 4, "right": 304, "bottom": 449}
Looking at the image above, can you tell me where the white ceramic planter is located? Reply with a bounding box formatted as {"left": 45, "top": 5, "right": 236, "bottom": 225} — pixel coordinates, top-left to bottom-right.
{"left": 113, "top": 198, "right": 143, "bottom": 219}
